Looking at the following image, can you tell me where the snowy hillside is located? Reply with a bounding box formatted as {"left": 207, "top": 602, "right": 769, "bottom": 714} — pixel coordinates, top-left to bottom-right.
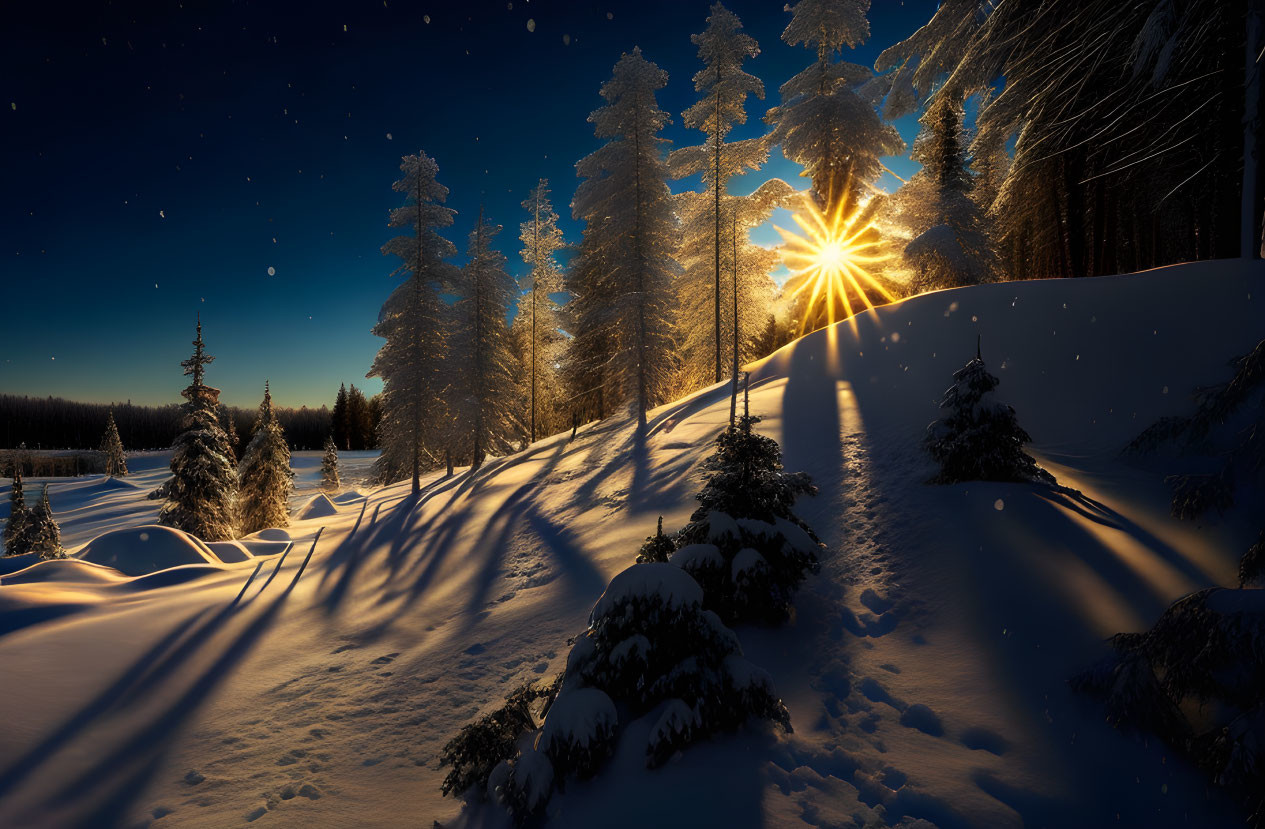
{"left": 1, "top": 260, "right": 1263, "bottom": 828}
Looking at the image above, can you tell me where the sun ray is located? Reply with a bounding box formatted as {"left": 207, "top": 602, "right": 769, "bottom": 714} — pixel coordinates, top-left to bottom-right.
{"left": 777, "top": 183, "right": 894, "bottom": 337}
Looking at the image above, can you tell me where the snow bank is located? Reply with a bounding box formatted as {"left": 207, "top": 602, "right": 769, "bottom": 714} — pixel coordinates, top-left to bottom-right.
{"left": 331, "top": 490, "right": 367, "bottom": 504}
{"left": 1, "top": 558, "right": 130, "bottom": 586}
{"left": 205, "top": 541, "right": 253, "bottom": 564}
{"left": 77, "top": 525, "right": 221, "bottom": 577}
{"left": 295, "top": 493, "right": 339, "bottom": 520}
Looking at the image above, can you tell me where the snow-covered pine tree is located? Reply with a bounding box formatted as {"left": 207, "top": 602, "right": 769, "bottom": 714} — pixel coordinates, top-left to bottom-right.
{"left": 26, "top": 484, "right": 66, "bottom": 560}
{"left": 100, "top": 409, "right": 128, "bottom": 477}
{"left": 3, "top": 458, "right": 30, "bottom": 556}
{"left": 635, "top": 516, "right": 674, "bottom": 564}
{"left": 346, "top": 385, "right": 373, "bottom": 450}
{"left": 514, "top": 179, "right": 567, "bottom": 445}
{"left": 222, "top": 408, "right": 240, "bottom": 465}
{"left": 448, "top": 208, "right": 520, "bottom": 470}
{"left": 320, "top": 435, "right": 340, "bottom": 493}
{"left": 570, "top": 47, "right": 678, "bottom": 425}
{"left": 766, "top": 0, "right": 904, "bottom": 209}
{"left": 238, "top": 381, "right": 295, "bottom": 535}
{"left": 900, "top": 91, "right": 996, "bottom": 292}
{"left": 672, "top": 402, "right": 822, "bottom": 624}
{"left": 332, "top": 382, "right": 350, "bottom": 450}
{"left": 160, "top": 317, "right": 239, "bottom": 541}
{"left": 669, "top": 2, "right": 767, "bottom": 387}
{"left": 925, "top": 339, "right": 1054, "bottom": 485}
{"left": 370, "top": 152, "right": 459, "bottom": 492}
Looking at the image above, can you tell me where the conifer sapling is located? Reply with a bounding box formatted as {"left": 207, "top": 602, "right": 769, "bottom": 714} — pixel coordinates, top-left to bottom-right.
{"left": 321, "top": 435, "right": 340, "bottom": 493}
{"left": 100, "top": 409, "right": 128, "bottom": 477}
{"left": 238, "top": 382, "right": 295, "bottom": 535}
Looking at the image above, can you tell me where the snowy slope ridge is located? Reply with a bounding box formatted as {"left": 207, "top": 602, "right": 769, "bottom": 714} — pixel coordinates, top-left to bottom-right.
{"left": 0, "top": 261, "right": 1260, "bottom": 829}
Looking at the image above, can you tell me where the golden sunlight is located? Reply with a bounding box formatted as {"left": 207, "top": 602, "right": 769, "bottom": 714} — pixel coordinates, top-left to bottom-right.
{"left": 777, "top": 185, "right": 894, "bottom": 336}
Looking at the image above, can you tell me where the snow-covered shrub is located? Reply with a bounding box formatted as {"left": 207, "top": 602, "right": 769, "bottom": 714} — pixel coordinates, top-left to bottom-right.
{"left": 1242, "top": 532, "right": 1265, "bottom": 588}
{"left": 537, "top": 686, "right": 617, "bottom": 779}
{"left": 635, "top": 515, "right": 674, "bottom": 564}
{"left": 566, "top": 563, "right": 791, "bottom": 770}
{"left": 25, "top": 485, "right": 66, "bottom": 560}
{"left": 495, "top": 747, "right": 554, "bottom": 823}
{"left": 925, "top": 344, "right": 1054, "bottom": 485}
{"left": 1074, "top": 587, "right": 1265, "bottom": 826}
{"left": 672, "top": 413, "right": 822, "bottom": 624}
{"left": 438, "top": 677, "right": 559, "bottom": 798}
{"left": 3, "top": 459, "right": 31, "bottom": 557}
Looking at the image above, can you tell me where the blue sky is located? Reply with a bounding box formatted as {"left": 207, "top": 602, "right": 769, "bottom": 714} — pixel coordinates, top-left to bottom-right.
{"left": 0, "top": 0, "right": 939, "bottom": 409}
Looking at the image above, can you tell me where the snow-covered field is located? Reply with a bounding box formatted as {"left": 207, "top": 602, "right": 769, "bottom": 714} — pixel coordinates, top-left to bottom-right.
{"left": 1, "top": 260, "right": 1262, "bottom": 828}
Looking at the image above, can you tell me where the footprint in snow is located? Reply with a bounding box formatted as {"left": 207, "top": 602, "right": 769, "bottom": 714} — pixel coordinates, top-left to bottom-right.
{"left": 960, "top": 725, "right": 1009, "bottom": 755}
{"left": 371, "top": 653, "right": 399, "bottom": 664}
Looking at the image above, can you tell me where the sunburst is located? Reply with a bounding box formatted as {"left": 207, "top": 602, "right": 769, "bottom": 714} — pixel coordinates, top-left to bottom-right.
{"left": 777, "top": 184, "right": 894, "bottom": 336}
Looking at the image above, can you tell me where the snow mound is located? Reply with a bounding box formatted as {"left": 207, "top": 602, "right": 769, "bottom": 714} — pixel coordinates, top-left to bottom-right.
{"left": 77, "top": 525, "right": 221, "bottom": 577}
{"left": 205, "top": 541, "right": 253, "bottom": 564}
{"left": 250, "top": 528, "right": 292, "bottom": 542}
{"left": 94, "top": 476, "right": 141, "bottom": 491}
{"left": 331, "top": 490, "right": 367, "bottom": 504}
{"left": 296, "top": 493, "right": 339, "bottom": 520}
{"left": 1, "top": 558, "right": 130, "bottom": 586}
{"left": 0, "top": 553, "right": 40, "bottom": 577}
{"left": 239, "top": 539, "right": 291, "bottom": 557}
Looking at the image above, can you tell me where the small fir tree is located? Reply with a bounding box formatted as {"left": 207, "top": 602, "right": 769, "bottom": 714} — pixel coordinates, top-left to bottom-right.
{"left": 26, "top": 485, "right": 66, "bottom": 560}
{"left": 100, "top": 409, "right": 128, "bottom": 477}
{"left": 673, "top": 392, "right": 822, "bottom": 624}
{"left": 4, "top": 459, "right": 31, "bottom": 556}
{"left": 160, "top": 316, "right": 239, "bottom": 541}
{"left": 925, "top": 339, "right": 1054, "bottom": 485}
{"left": 635, "top": 516, "right": 674, "bottom": 564}
{"left": 320, "top": 436, "right": 341, "bottom": 493}
{"left": 238, "top": 382, "right": 295, "bottom": 535}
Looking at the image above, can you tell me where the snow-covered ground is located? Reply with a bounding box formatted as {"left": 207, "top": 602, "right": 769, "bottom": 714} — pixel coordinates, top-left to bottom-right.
{"left": 0, "top": 260, "right": 1262, "bottom": 828}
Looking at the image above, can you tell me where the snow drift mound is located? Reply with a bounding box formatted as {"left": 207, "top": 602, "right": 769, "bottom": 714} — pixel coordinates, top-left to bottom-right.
{"left": 205, "top": 541, "right": 253, "bottom": 564}
{"left": 1, "top": 559, "right": 130, "bottom": 586}
{"left": 296, "top": 493, "right": 339, "bottom": 520}
{"left": 331, "top": 490, "right": 366, "bottom": 504}
{"left": 77, "top": 525, "right": 222, "bottom": 577}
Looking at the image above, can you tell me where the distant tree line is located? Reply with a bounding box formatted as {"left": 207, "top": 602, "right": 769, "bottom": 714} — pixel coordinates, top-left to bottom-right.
{"left": 0, "top": 392, "right": 371, "bottom": 452}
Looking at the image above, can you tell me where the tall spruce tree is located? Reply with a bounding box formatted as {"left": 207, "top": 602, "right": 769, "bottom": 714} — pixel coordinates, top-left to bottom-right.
{"left": 569, "top": 47, "right": 679, "bottom": 425}
{"left": 4, "top": 458, "right": 30, "bottom": 556}
{"left": 238, "top": 382, "right": 295, "bottom": 535}
{"left": 321, "top": 436, "right": 340, "bottom": 493}
{"left": 369, "top": 152, "right": 458, "bottom": 492}
{"left": 332, "top": 382, "right": 350, "bottom": 450}
{"left": 26, "top": 485, "right": 65, "bottom": 560}
{"left": 100, "top": 409, "right": 128, "bottom": 477}
{"left": 766, "top": 0, "right": 904, "bottom": 209}
{"left": 669, "top": 3, "right": 767, "bottom": 386}
{"left": 448, "top": 208, "right": 520, "bottom": 470}
{"left": 899, "top": 91, "right": 996, "bottom": 291}
{"left": 160, "top": 317, "right": 239, "bottom": 541}
{"left": 514, "top": 179, "right": 567, "bottom": 444}
{"left": 346, "top": 385, "right": 372, "bottom": 450}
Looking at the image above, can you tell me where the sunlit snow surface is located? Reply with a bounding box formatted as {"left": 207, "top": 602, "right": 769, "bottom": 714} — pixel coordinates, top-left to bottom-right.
{"left": 0, "top": 262, "right": 1262, "bottom": 827}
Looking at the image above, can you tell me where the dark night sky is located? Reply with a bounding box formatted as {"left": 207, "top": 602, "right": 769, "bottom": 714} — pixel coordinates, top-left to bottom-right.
{"left": 1, "top": 0, "right": 939, "bottom": 409}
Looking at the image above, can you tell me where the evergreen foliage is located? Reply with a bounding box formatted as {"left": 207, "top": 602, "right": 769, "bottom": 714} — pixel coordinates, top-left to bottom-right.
{"left": 370, "top": 152, "right": 458, "bottom": 492}
{"left": 448, "top": 209, "right": 521, "bottom": 469}
{"left": 320, "top": 436, "right": 340, "bottom": 493}
{"left": 3, "top": 458, "right": 31, "bottom": 557}
{"left": 1241, "top": 532, "right": 1264, "bottom": 588}
{"left": 636, "top": 516, "right": 674, "bottom": 564}
{"left": 26, "top": 484, "right": 66, "bottom": 560}
{"left": 568, "top": 48, "right": 678, "bottom": 424}
{"left": 512, "top": 179, "right": 567, "bottom": 444}
{"left": 100, "top": 409, "right": 128, "bottom": 477}
{"left": 673, "top": 406, "right": 823, "bottom": 624}
{"left": 238, "top": 382, "right": 295, "bottom": 535}
{"left": 160, "top": 318, "right": 239, "bottom": 541}
{"left": 222, "top": 408, "right": 240, "bottom": 464}
{"left": 925, "top": 342, "right": 1054, "bottom": 485}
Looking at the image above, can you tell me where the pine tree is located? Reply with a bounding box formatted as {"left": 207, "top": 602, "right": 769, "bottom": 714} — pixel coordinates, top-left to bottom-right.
{"left": 3, "top": 458, "right": 30, "bottom": 556}
{"left": 669, "top": 3, "right": 767, "bottom": 386}
{"left": 346, "top": 385, "right": 372, "bottom": 450}
{"left": 160, "top": 317, "right": 239, "bottom": 541}
{"left": 635, "top": 516, "right": 674, "bottom": 564}
{"left": 925, "top": 339, "right": 1054, "bottom": 485}
{"left": 515, "top": 179, "right": 567, "bottom": 444}
{"left": 321, "top": 435, "right": 340, "bottom": 493}
{"left": 448, "top": 208, "right": 521, "bottom": 470}
{"left": 332, "top": 382, "right": 350, "bottom": 450}
{"left": 238, "top": 382, "right": 295, "bottom": 535}
{"left": 673, "top": 394, "right": 822, "bottom": 624}
{"left": 222, "top": 408, "right": 240, "bottom": 465}
{"left": 100, "top": 409, "right": 128, "bottom": 477}
{"left": 570, "top": 47, "right": 678, "bottom": 425}
{"left": 766, "top": 0, "right": 904, "bottom": 209}
{"left": 899, "top": 91, "right": 996, "bottom": 292}
{"left": 26, "top": 485, "right": 65, "bottom": 560}
{"left": 369, "top": 152, "right": 459, "bottom": 492}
